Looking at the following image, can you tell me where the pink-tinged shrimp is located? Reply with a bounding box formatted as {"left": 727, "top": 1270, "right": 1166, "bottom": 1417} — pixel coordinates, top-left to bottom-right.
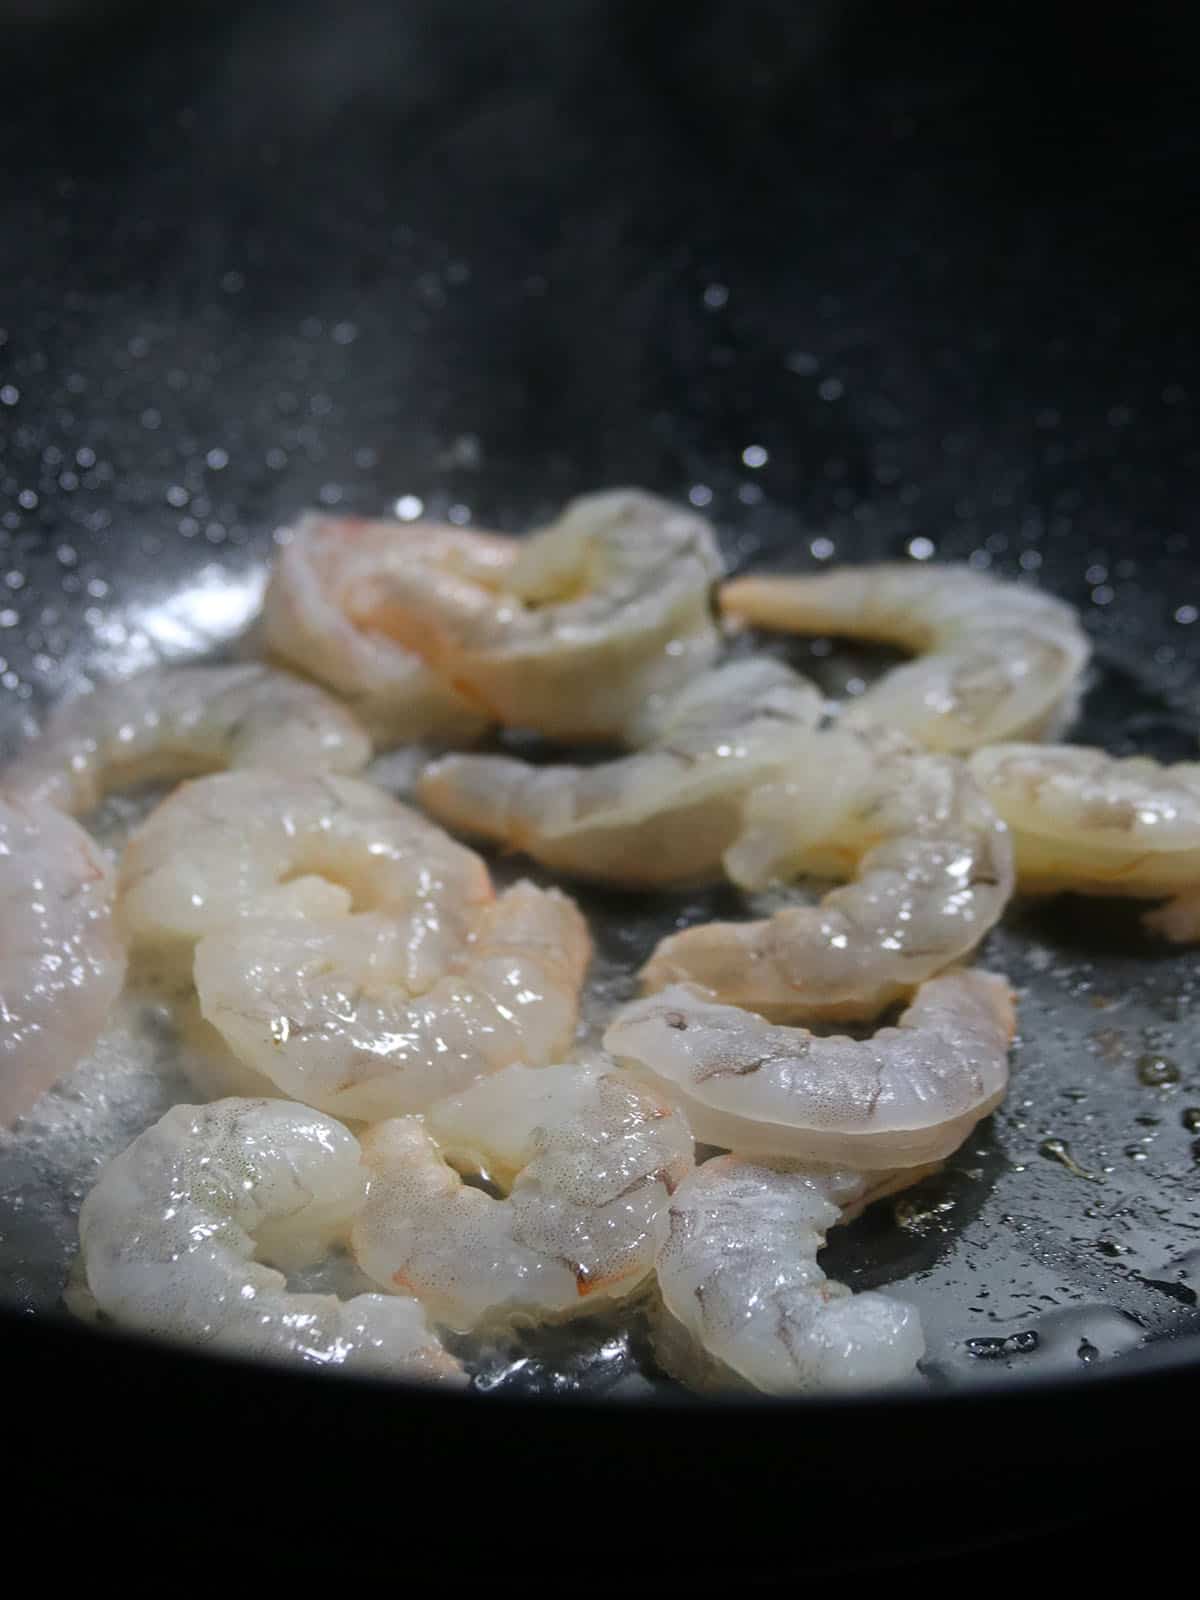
{"left": 75, "top": 1097, "right": 464, "bottom": 1381}
{"left": 654, "top": 1156, "right": 924, "bottom": 1394}
{"left": 604, "top": 969, "right": 1016, "bottom": 1169}
{"left": 417, "top": 659, "right": 824, "bottom": 886}
{"left": 969, "top": 741, "right": 1200, "bottom": 940}
{"left": 721, "top": 562, "right": 1090, "bottom": 752}
{"left": 358, "top": 489, "right": 725, "bottom": 740}
{"left": 641, "top": 723, "right": 1013, "bottom": 1022}
{"left": 119, "top": 771, "right": 590, "bottom": 1118}
{"left": 262, "top": 511, "right": 518, "bottom": 741}
{"left": 0, "top": 793, "right": 126, "bottom": 1125}
{"left": 351, "top": 1059, "right": 694, "bottom": 1330}
{"left": 5, "top": 663, "right": 370, "bottom": 816}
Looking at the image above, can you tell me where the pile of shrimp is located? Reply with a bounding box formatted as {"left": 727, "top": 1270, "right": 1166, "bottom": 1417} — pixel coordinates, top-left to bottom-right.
{"left": 3, "top": 486, "right": 1186, "bottom": 1397}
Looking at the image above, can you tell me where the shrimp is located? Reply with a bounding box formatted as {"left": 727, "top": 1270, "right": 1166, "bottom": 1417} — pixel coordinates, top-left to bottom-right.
{"left": 969, "top": 742, "right": 1200, "bottom": 940}
{"left": 721, "top": 562, "right": 1090, "bottom": 752}
{"left": 117, "top": 771, "right": 589, "bottom": 1116}
{"left": 75, "top": 1097, "right": 464, "bottom": 1381}
{"left": 417, "top": 659, "right": 824, "bottom": 886}
{"left": 358, "top": 489, "right": 725, "bottom": 740}
{"left": 196, "top": 880, "right": 590, "bottom": 1121}
{"left": 351, "top": 1059, "right": 694, "bottom": 1330}
{"left": 603, "top": 969, "right": 1016, "bottom": 1168}
{"left": 641, "top": 723, "right": 1014, "bottom": 1021}
{"left": 654, "top": 1156, "right": 924, "bottom": 1394}
{"left": 4, "top": 664, "right": 371, "bottom": 816}
{"left": 262, "top": 511, "right": 518, "bottom": 741}
{"left": 0, "top": 794, "right": 126, "bottom": 1125}
{"left": 119, "top": 770, "right": 493, "bottom": 965}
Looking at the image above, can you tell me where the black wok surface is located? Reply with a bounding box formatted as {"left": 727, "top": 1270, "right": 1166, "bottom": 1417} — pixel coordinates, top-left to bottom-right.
{"left": 1, "top": 0, "right": 1197, "bottom": 1572}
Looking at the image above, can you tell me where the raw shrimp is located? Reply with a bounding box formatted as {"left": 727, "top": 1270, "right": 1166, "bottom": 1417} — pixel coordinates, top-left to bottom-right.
{"left": 969, "top": 742, "right": 1200, "bottom": 940}
{"left": 417, "top": 659, "right": 824, "bottom": 886}
{"left": 604, "top": 968, "right": 1016, "bottom": 1168}
{"left": 196, "top": 880, "right": 590, "bottom": 1120}
{"left": 0, "top": 794, "right": 126, "bottom": 1125}
{"left": 119, "top": 770, "right": 492, "bottom": 966}
{"left": 5, "top": 663, "right": 371, "bottom": 815}
{"left": 642, "top": 723, "right": 1014, "bottom": 1021}
{"left": 262, "top": 511, "right": 518, "bottom": 741}
{"left": 654, "top": 1156, "right": 924, "bottom": 1394}
{"left": 352, "top": 1059, "right": 694, "bottom": 1330}
{"left": 721, "top": 562, "right": 1090, "bottom": 752}
{"left": 75, "top": 1097, "right": 463, "bottom": 1380}
{"left": 118, "top": 771, "right": 589, "bottom": 1116}
{"left": 358, "top": 489, "right": 725, "bottom": 740}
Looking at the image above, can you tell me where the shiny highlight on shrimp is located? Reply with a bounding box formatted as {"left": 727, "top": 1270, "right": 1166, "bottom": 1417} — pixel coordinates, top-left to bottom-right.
{"left": 352, "top": 1059, "right": 694, "bottom": 1329}
{"left": 722, "top": 561, "right": 1090, "bottom": 752}
{"left": 605, "top": 969, "right": 1016, "bottom": 1168}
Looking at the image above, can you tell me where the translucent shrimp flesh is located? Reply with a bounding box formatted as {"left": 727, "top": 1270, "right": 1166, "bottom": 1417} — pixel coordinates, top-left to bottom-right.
{"left": 604, "top": 969, "right": 1016, "bottom": 1168}
{"left": 969, "top": 742, "right": 1200, "bottom": 940}
{"left": 262, "top": 511, "right": 518, "bottom": 742}
{"left": 118, "top": 771, "right": 590, "bottom": 1117}
{"left": 4, "top": 663, "right": 371, "bottom": 815}
{"left": 417, "top": 659, "right": 824, "bottom": 886}
{"left": 351, "top": 1059, "right": 694, "bottom": 1331}
{"left": 641, "top": 723, "right": 1014, "bottom": 1020}
{"left": 654, "top": 1156, "right": 924, "bottom": 1394}
{"left": 356, "top": 489, "right": 726, "bottom": 740}
{"left": 196, "top": 880, "right": 590, "bottom": 1120}
{"left": 721, "top": 562, "right": 1090, "bottom": 752}
{"left": 74, "top": 1097, "right": 464, "bottom": 1381}
{"left": 0, "top": 794, "right": 126, "bottom": 1125}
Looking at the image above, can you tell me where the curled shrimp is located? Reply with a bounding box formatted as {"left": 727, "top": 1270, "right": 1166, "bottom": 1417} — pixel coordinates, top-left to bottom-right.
{"left": 604, "top": 969, "right": 1016, "bottom": 1168}
{"left": 119, "top": 771, "right": 590, "bottom": 1118}
{"left": 262, "top": 511, "right": 518, "bottom": 741}
{"left": 642, "top": 723, "right": 1014, "bottom": 1021}
{"left": 351, "top": 1059, "right": 694, "bottom": 1330}
{"left": 969, "top": 742, "right": 1200, "bottom": 941}
{"left": 654, "top": 1156, "right": 924, "bottom": 1394}
{"left": 721, "top": 562, "right": 1090, "bottom": 752}
{"left": 74, "top": 1097, "right": 464, "bottom": 1381}
{"left": 0, "top": 794, "right": 126, "bottom": 1125}
{"left": 358, "top": 489, "right": 725, "bottom": 740}
{"left": 418, "top": 659, "right": 824, "bottom": 887}
{"left": 5, "top": 663, "right": 371, "bottom": 816}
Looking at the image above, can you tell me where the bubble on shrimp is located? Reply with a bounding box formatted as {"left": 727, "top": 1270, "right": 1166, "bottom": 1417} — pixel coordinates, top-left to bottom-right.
{"left": 642, "top": 721, "right": 1014, "bottom": 1021}
{"left": 352, "top": 1058, "right": 694, "bottom": 1330}
{"left": 721, "top": 561, "right": 1090, "bottom": 752}
{"left": 4, "top": 663, "right": 371, "bottom": 816}
{"left": 74, "top": 1096, "right": 464, "bottom": 1381}
{"left": 417, "top": 658, "right": 824, "bottom": 886}
{"left": 654, "top": 1155, "right": 924, "bottom": 1394}
{"left": 604, "top": 969, "right": 1016, "bottom": 1169}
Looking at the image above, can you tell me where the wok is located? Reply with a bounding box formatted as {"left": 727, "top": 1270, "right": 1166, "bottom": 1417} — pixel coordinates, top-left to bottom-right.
{"left": 1, "top": 0, "right": 1196, "bottom": 1573}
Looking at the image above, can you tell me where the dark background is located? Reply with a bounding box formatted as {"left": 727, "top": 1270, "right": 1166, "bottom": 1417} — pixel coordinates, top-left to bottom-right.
{"left": 1, "top": 0, "right": 1197, "bottom": 1576}
{"left": 1, "top": 2, "right": 1198, "bottom": 725}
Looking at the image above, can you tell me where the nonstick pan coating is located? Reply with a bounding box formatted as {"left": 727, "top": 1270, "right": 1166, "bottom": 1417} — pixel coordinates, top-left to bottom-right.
{"left": 1, "top": 0, "right": 1198, "bottom": 1548}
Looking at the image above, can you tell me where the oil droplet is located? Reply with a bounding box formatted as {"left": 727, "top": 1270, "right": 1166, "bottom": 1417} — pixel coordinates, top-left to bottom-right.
{"left": 964, "top": 1330, "right": 1040, "bottom": 1360}
{"left": 1192, "top": 1139, "right": 1200, "bottom": 1165}
{"left": 1182, "top": 1107, "right": 1200, "bottom": 1132}
{"left": 1095, "top": 1238, "right": 1128, "bottom": 1257}
{"left": 1038, "top": 1137, "right": 1100, "bottom": 1181}
{"left": 1077, "top": 1338, "right": 1099, "bottom": 1363}
{"left": 1123, "top": 1144, "right": 1149, "bottom": 1162}
{"left": 1136, "top": 1054, "right": 1180, "bottom": 1086}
